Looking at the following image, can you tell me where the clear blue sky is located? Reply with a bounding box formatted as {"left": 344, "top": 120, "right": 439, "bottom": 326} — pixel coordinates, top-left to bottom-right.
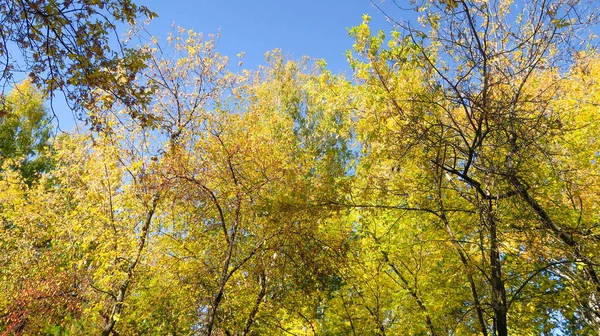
{"left": 139, "top": 0, "right": 396, "bottom": 73}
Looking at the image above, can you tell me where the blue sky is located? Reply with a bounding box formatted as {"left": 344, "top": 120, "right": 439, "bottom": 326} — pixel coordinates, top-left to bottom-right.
{"left": 139, "top": 0, "right": 395, "bottom": 73}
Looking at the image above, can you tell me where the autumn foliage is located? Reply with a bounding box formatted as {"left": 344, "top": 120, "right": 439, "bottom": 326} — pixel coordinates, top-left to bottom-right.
{"left": 1, "top": 0, "right": 600, "bottom": 335}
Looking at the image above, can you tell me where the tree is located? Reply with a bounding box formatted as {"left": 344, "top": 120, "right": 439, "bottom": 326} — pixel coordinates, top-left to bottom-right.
{"left": 0, "top": 29, "right": 357, "bottom": 335}
{"left": 0, "top": 127, "right": 166, "bottom": 335}
{"left": 121, "top": 31, "right": 354, "bottom": 335}
{"left": 0, "top": 80, "right": 53, "bottom": 184}
{"left": 348, "top": 0, "right": 600, "bottom": 334}
{"left": 0, "top": 0, "right": 156, "bottom": 120}
{"left": 5, "top": 2, "right": 600, "bottom": 333}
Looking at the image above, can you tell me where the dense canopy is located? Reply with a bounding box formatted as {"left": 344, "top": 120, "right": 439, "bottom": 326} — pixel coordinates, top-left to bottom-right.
{"left": 1, "top": 0, "right": 600, "bottom": 335}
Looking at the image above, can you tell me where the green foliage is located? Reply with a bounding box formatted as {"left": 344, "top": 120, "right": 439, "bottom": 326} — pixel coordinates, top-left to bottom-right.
{"left": 0, "top": 80, "right": 53, "bottom": 184}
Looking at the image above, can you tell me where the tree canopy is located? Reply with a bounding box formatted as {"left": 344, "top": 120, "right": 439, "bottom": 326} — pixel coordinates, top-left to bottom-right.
{"left": 1, "top": 0, "right": 600, "bottom": 335}
{"left": 0, "top": 80, "right": 53, "bottom": 184}
{"left": 0, "top": 0, "right": 156, "bottom": 119}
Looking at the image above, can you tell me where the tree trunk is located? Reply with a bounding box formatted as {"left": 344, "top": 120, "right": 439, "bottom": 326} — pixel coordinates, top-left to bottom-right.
{"left": 487, "top": 203, "right": 507, "bottom": 336}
